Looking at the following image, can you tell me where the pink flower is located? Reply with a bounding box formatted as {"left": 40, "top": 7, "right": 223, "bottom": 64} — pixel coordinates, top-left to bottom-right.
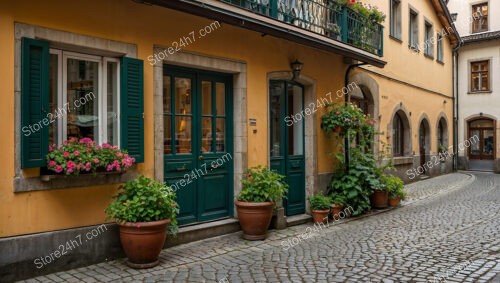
{"left": 66, "top": 161, "right": 76, "bottom": 169}
{"left": 116, "top": 152, "right": 123, "bottom": 158}
{"left": 48, "top": 160, "right": 56, "bottom": 167}
{"left": 95, "top": 145, "right": 101, "bottom": 150}
{"left": 67, "top": 168, "right": 73, "bottom": 174}
{"left": 102, "top": 143, "right": 111, "bottom": 149}
{"left": 63, "top": 152, "right": 69, "bottom": 158}
{"left": 94, "top": 158, "right": 99, "bottom": 164}
{"left": 79, "top": 137, "right": 94, "bottom": 146}
{"left": 112, "top": 145, "right": 118, "bottom": 149}
{"left": 48, "top": 145, "right": 53, "bottom": 152}
{"left": 336, "top": 111, "right": 340, "bottom": 115}
{"left": 73, "top": 150, "right": 80, "bottom": 156}
{"left": 55, "top": 165, "right": 63, "bottom": 173}
{"left": 77, "top": 163, "right": 83, "bottom": 170}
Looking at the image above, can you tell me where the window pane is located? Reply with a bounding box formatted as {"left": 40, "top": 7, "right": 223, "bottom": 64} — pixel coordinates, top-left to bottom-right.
{"left": 175, "top": 116, "right": 191, "bottom": 154}
{"left": 66, "top": 58, "right": 98, "bottom": 142}
{"left": 470, "top": 130, "right": 480, "bottom": 155}
{"left": 216, "top": 118, "right": 226, "bottom": 152}
{"left": 471, "top": 73, "right": 479, "bottom": 91}
{"left": 202, "top": 117, "right": 213, "bottom": 153}
{"left": 163, "top": 76, "right": 172, "bottom": 114}
{"left": 106, "top": 61, "right": 118, "bottom": 145}
{"left": 175, "top": 78, "right": 191, "bottom": 115}
{"left": 164, "top": 116, "right": 172, "bottom": 154}
{"left": 216, "top": 82, "right": 226, "bottom": 116}
{"left": 481, "top": 74, "right": 489, "bottom": 90}
{"left": 49, "top": 54, "right": 59, "bottom": 145}
{"left": 270, "top": 82, "right": 283, "bottom": 157}
{"left": 288, "top": 84, "right": 303, "bottom": 156}
{"left": 483, "top": 130, "right": 494, "bottom": 156}
{"left": 202, "top": 81, "right": 212, "bottom": 115}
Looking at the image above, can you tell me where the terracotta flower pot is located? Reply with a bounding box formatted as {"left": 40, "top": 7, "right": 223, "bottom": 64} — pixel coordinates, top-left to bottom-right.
{"left": 389, "top": 197, "right": 401, "bottom": 207}
{"left": 235, "top": 201, "right": 274, "bottom": 240}
{"left": 370, "top": 190, "right": 389, "bottom": 209}
{"left": 330, "top": 204, "right": 344, "bottom": 218}
{"left": 312, "top": 209, "right": 330, "bottom": 224}
{"left": 118, "top": 219, "right": 170, "bottom": 269}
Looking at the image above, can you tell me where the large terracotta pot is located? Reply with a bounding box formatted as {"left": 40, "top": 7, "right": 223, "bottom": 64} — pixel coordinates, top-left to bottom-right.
{"left": 389, "top": 197, "right": 401, "bottom": 207}
{"left": 330, "top": 204, "right": 344, "bottom": 218}
{"left": 118, "top": 219, "right": 170, "bottom": 269}
{"left": 235, "top": 201, "right": 274, "bottom": 240}
{"left": 370, "top": 191, "right": 389, "bottom": 209}
{"left": 312, "top": 209, "right": 330, "bottom": 224}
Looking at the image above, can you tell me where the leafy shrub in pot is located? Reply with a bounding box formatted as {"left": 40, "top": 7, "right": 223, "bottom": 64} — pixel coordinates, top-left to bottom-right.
{"left": 105, "top": 176, "right": 179, "bottom": 268}
{"left": 236, "top": 166, "right": 288, "bottom": 240}
{"left": 308, "top": 194, "right": 331, "bottom": 224}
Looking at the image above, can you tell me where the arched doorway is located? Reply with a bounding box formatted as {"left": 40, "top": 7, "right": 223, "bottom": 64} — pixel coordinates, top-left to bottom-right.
{"left": 468, "top": 119, "right": 495, "bottom": 160}
{"left": 468, "top": 118, "right": 495, "bottom": 171}
{"left": 419, "top": 118, "right": 431, "bottom": 175}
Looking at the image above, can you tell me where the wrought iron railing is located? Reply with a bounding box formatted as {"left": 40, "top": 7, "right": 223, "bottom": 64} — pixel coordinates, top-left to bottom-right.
{"left": 222, "top": 0, "right": 384, "bottom": 56}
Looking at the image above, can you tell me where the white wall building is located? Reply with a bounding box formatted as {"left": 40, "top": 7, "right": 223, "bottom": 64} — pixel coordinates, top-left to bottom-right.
{"left": 448, "top": 0, "right": 500, "bottom": 172}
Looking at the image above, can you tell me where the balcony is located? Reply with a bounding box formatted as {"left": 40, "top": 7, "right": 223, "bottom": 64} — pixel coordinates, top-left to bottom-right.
{"left": 222, "top": 0, "right": 384, "bottom": 56}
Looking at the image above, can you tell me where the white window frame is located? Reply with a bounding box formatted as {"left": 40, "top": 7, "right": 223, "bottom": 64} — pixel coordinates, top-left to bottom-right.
{"left": 102, "top": 58, "right": 121, "bottom": 147}
{"left": 50, "top": 49, "right": 120, "bottom": 146}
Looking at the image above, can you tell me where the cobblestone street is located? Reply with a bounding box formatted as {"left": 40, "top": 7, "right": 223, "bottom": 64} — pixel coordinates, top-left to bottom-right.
{"left": 23, "top": 172, "right": 500, "bottom": 283}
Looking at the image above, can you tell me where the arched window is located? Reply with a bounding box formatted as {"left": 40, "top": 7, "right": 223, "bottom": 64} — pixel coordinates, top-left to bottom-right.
{"left": 393, "top": 113, "right": 404, "bottom": 156}
{"left": 437, "top": 117, "right": 448, "bottom": 153}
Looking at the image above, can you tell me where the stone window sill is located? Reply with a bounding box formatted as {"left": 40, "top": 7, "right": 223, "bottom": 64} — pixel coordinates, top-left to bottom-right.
{"left": 393, "top": 156, "right": 414, "bottom": 165}
{"left": 14, "top": 168, "right": 139, "bottom": 193}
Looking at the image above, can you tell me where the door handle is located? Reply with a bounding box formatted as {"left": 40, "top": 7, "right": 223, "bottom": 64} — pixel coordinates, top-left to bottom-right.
{"left": 199, "top": 156, "right": 204, "bottom": 160}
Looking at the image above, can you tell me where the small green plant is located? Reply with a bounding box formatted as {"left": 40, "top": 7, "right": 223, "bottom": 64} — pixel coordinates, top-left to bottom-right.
{"left": 308, "top": 194, "right": 331, "bottom": 210}
{"left": 383, "top": 175, "right": 407, "bottom": 200}
{"left": 105, "top": 176, "right": 179, "bottom": 235}
{"left": 330, "top": 194, "right": 346, "bottom": 206}
{"left": 238, "top": 166, "right": 288, "bottom": 206}
{"left": 438, "top": 143, "right": 448, "bottom": 153}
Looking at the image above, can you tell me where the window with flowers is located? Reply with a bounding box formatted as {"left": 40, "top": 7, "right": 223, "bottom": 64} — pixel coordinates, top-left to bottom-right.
{"left": 21, "top": 37, "right": 144, "bottom": 169}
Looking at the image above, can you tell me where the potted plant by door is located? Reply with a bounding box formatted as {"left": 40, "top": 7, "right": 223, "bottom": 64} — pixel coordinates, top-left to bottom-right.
{"left": 308, "top": 194, "right": 331, "bottom": 224}
{"left": 370, "top": 174, "right": 389, "bottom": 209}
{"left": 105, "top": 176, "right": 179, "bottom": 268}
{"left": 385, "top": 175, "right": 406, "bottom": 207}
{"left": 236, "top": 166, "right": 288, "bottom": 240}
{"left": 330, "top": 194, "right": 346, "bottom": 219}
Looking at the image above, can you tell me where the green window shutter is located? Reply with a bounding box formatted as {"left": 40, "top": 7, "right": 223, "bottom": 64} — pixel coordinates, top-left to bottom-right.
{"left": 120, "top": 57, "right": 144, "bottom": 163}
{"left": 21, "top": 37, "right": 50, "bottom": 168}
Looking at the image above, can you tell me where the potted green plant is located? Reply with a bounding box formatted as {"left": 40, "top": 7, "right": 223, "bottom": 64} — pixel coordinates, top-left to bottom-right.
{"left": 308, "top": 194, "right": 331, "bottom": 224}
{"left": 236, "top": 166, "right": 288, "bottom": 240}
{"left": 330, "top": 194, "right": 346, "bottom": 218}
{"left": 105, "top": 176, "right": 179, "bottom": 268}
{"left": 384, "top": 175, "right": 406, "bottom": 207}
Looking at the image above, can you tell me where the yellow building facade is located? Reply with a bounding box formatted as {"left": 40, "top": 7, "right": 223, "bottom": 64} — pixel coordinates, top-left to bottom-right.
{"left": 0, "top": 0, "right": 457, "bottom": 280}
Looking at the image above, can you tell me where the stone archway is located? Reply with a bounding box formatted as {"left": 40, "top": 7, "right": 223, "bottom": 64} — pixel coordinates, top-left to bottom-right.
{"left": 418, "top": 115, "right": 431, "bottom": 175}
{"left": 349, "top": 72, "right": 380, "bottom": 154}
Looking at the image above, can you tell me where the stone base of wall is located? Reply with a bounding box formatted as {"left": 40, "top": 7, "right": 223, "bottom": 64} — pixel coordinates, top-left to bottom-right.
{"left": 0, "top": 224, "right": 123, "bottom": 282}
{"left": 393, "top": 154, "right": 453, "bottom": 184}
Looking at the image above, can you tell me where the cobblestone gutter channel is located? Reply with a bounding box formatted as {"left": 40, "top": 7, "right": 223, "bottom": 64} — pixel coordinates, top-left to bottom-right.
{"left": 19, "top": 173, "right": 499, "bottom": 283}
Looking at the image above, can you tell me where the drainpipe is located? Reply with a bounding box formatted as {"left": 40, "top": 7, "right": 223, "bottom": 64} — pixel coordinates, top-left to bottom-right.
{"left": 452, "top": 41, "right": 463, "bottom": 171}
{"left": 344, "top": 62, "right": 368, "bottom": 171}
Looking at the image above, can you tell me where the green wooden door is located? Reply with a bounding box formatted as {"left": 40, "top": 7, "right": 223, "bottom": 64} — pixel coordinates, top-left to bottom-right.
{"left": 163, "top": 65, "right": 233, "bottom": 225}
{"left": 269, "top": 80, "right": 305, "bottom": 216}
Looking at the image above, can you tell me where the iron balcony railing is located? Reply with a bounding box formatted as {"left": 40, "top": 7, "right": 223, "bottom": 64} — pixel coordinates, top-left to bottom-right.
{"left": 222, "top": 0, "right": 384, "bottom": 56}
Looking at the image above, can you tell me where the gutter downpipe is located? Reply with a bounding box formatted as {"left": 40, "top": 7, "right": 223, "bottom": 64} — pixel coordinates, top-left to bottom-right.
{"left": 452, "top": 40, "right": 463, "bottom": 172}
{"left": 344, "top": 63, "right": 368, "bottom": 171}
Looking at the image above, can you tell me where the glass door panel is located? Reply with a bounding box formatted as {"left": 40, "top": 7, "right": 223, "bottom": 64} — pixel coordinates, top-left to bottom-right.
{"left": 483, "top": 130, "right": 494, "bottom": 158}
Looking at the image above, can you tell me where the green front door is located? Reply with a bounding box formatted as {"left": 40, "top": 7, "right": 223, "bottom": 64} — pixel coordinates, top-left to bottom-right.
{"left": 269, "top": 80, "right": 305, "bottom": 216}
{"left": 163, "top": 65, "right": 233, "bottom": 225}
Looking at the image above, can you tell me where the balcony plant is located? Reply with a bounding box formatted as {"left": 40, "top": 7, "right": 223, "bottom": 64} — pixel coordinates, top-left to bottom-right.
{"left": 46, "top": 137, "right": 135, "bottom": 175}
{"left": 105, "top": 176, "right": 179, "bottom": 268}
{"left": 308, "top": 194, "right": 331, "bottom": 224}
{"left": 321, "top": 103, "right": 372, "bottom": 137}
{"left": 236, "top": 166, "right": 288, "bottom": 240}
{"left": 384, "top": 175, "right": 406, "bottom": 207}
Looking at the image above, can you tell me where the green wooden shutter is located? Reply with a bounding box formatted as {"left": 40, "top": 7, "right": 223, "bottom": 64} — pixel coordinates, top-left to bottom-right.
{"left": 120, "top": 57, "right": 144, "bottom": 163}
{"left": 21, "top": 37, "right": 50, "bottom": 168}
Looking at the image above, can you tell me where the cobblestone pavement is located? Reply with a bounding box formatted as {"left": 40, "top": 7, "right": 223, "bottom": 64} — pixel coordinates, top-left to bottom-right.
{"left": 23, "top": 172, "right": 499, "bottom": 283}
